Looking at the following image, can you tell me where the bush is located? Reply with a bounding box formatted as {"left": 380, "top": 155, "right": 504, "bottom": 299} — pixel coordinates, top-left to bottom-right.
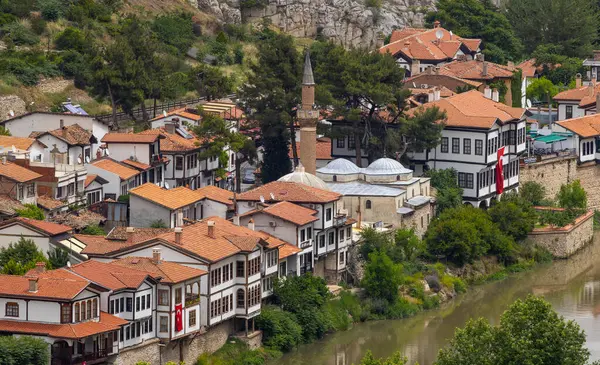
{"left": 272, "top": 274, "right": 329, "bottom": 313}
{"left": 295, "top": 308, "right": 332, "bottom": 342}
{"left": 81, "top": 224, "right": 105, "bottom": 235}
{"left": 386, "top": 297, "right": 419, "bottom": 319}
{"left": 16, "top": 204, "right": 45, "bottom": 220}
{"left": 152, "top": 12, "right": 196, "bottom": 54}
{"left": 557, "top": 180, "right": 587, "bottom": 209}
{"left": 488, "top": 195, "right": 537, "bottom": 241}
{"left": 256, "top": 306, "right": 302, "bottom": 351}
{"left": 362, "top": 251, "right": 403, "bottom": 303}
{"left": 1, "top": 22, "right": 39, "bottom": 46}
{"left": 39, "top": 0, "right": 63, "bottom": 21}
{"left": 30, "top": 17, "right": 47, "bottom": 35}
{"left": 55, "top": 27, "right": 89, "bottom": 53}
{"left": 0, "top": 336, "right": 48, "bottom": 365}
{"left": 520, "top": 181, "right": 546, "bottom": 206}
{"left": 150, "top": 219, "right": 168, "bottom": 228}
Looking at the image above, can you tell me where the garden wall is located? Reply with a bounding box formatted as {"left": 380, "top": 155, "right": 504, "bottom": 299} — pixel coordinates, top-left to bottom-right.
{"left": 527, "top": 210, "right": 594, "bottom": 258}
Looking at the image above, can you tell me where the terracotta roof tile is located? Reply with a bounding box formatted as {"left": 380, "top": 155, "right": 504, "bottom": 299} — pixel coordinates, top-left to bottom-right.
{"left": 78, "top": 227, "right": 172, "bottom": 255}
{"left": 91, "top": 158, "right": 139, "bottom": 180}
{"left": 130, "top": 183, "right": 205, "bottom": 210}
{"left": 0, "top": 269, "right": 91, "bottom": 300}
{"left": 70, "top": 260, "right": 152, "bottom": 291}
{"left": 437, "top": 40, "right": 462, "bottom": 58}
{"left": 122, "top": 159, "right": 151, "bottom": 171}
{"left": 84, "top": 174, "right": 108, "bottom": 188}
{"left": 0, "top": 136, "right": 39, "bottom": 150}
{"left": 102, "top": 133, "right": 161, "bottom": 144}
{"left": 37, "top": 195, "right": 67, "bottom": 210}
{"left": 111, "top": 257, "right": 207, "bottom": 284}
{"left": 278, "top": 242, "right": 301, "bottom": 260}
{"left": 43, "top": 124, "right": 92, "bottom": 146}
{"left": 139, "top": 129, "right": 202, "bottom": 152}
{"left": 151, "top": 107, "right": 202, "bottom": 122}
{"left": 554, "top": 84, "right": 600, "bottom": 107}
{"left": 240, "top": 201, "right": 318, "bottom": 226}
{"left": 0, "top": 311, "right": 127, "bottom": 339}
{"left": 0, "top": 161, "right": 42, "bottom": 182}
{"left": 439, "top": 60, "right": 514, "bottom": 80}
{"left": 405, "top": 72, "right": 483, "bottom": 88}
{"left": 0, "top": 217, "right": 72, "bottom": 236}
{"left": 195, "top": 185, "right": 234, "bottom": 206}
{"left": 413, "top": 90, "right": 525, "bottom": 129}
{"left": 48, "top": 210, "right": 105, "bottom": 230}
{"left": 557, "top": 114, "right": 600, "bottom": 138}
{"left": 236, "top": 181, "right": 341, "bottom": 203}
{"left": 289, "top": 138, "right": 332, "bottom": 160}
{"left": 0, "top": 194, "right": 23, "bottom": 216}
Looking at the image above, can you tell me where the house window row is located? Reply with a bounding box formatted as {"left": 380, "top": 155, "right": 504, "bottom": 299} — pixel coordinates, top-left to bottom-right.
{"left": 248, "top": 284, "right": 261, "bottom": 307}
{"left": 186, "top": 154, "right": 199, "bottom": 170}
{"left": 502, "top": 160, "right": 519, "bottom": 179}
{"left": 299, "top": 227, "right": 312, "bottom": 242}
{"left": 263, "top": 276, "right": 274, "bottom": 293}
{"left": 477, "top": 168, "right": 497, "bottom": 189}
{"left": 266, "top": 250, "right": 277, "bottom": 268}
{"left": 211, "top": 263, "right": 236, "bottom": 288}
{"left": 109, "top": 297, "right": 129, "bottom": 314}
{"left": 135, "top": 293, "right": 151, "bottom": 312}
{"left": 583, "top": 140, "right": 595, "bottom": 156}
{"left": 123, "top": 318, "right": 153, "bottom": 341}
{"left": 210, "top": 293, "right": 234, "bottom": 318}
{"left": 339, "top": 228, "right": 345, "bottom": 242}
{"left": 74, "top": 298, "right": 99, "bottom": 323}
{"left": 87, "top": 190, "right": 101, "bottom": 205}
{"left": 248, "top": 257, "right": 261, "bottom": 276}
{"left": 488, "top": 136, "right": 499, "bottom": 156}
{"left": 458, "top": 172, "right": 474, "bottom": 189}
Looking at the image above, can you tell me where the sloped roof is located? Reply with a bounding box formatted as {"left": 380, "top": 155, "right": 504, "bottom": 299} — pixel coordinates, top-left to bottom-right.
{"left": 278, "top": 242, "right": 302, "bottom": 259}
{"left": 554, "top": 84, "right": 600, "bottom": 108}
{"left": 102, "top": 133, "right": 161, "bottom": 144}
{"left": 91, "top": 158, "right": 139, "bottom": 180}
{"left": 557, "top": 114, "right": 600, "bottom": 138}
{"left": 39, "top": 124, "right": 92, "bottom": 146}
{"left": 106, "top": 257, "right": 206, "bottom": 284}
{"left": 122, "top": 159, "right": 151, "bottom": 171}
{"left": 139, "top": 129, "right": 202, "bottom": 153}
{"left": 240, "top": 201, "right": 319, "bottom": 226}
{"left": 439, "top": 60, "right": 514, "bottom": 80}
{"left": 78, "top": 227, "right": 172, "bottom": 255}
{"left": 84, "top": 174, "right": 108, "bottom": 188}
{"left": 0, "top": 269, "right": 95, "bottom": 301}
{"left": 37, "top": 195, "right": 67, "bottom": 210}
{"left": 0, "top": 161, "right": 42, "bottom": 182}
{"left": 70, "top": 260, "right": 152, "bottom": 291}
{"left": 0, "top": 194, "right": 23, "bottom": 216}
{"left": 0, "top": 217, "right": 72, "bottom": 236}
{"left": 195, "top": 185, "right": 234, "bottom": 206}
{"left": 150, "top": 107, "right": 202, "bottom": 122}
{"left": 130, "top": 183, "right": 205, "bottom": 210}
{"left": 0, "top": 136, "right": 40, "bottom": 151}
{"left": 236, "top": 181, "right": 340, "bottom": 203}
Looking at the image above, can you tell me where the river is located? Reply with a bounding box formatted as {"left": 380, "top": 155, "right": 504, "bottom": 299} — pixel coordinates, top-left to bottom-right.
{"left": 277, "top": 234, "right": 600, "bottom": 365}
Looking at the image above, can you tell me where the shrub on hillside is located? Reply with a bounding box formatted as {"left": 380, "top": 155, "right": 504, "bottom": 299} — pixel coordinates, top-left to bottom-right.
{"left": 55, "top": 27, "right": 90, "bottom": 53}
{"left": 39, "top": 0, "right": 62, "bottom": 21}
{"left": 0, "top": 336, "right": 48, "bottom": 365}
{"left": 1, "top": 22, "right": 39, "bottom": 46}
{"left": 256, "top": 306, "right": 302, "bottom": 351}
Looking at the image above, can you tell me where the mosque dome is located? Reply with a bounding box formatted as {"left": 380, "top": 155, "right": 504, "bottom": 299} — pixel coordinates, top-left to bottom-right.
{"left": 364, "top": 158, "right": 412, "bottom": 175}
{"left": 317, "top": 158, "right": 362, "bottom": 175}
{"left": 278, "top": 165, "right": 330, "bottom": 190}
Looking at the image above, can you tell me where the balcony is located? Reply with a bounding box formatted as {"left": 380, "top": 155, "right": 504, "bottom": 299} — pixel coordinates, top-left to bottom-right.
{"left": 299, "top": 239, "right": 313, "bottom": 249}
{"left": 299, "top": 265, "right": 313, "bottom": 275}
{"left": 334, "top": 215, "right": 348, "bottom": 226}
{"left": 52, "top": 348, "right": 111, "bottom": 365}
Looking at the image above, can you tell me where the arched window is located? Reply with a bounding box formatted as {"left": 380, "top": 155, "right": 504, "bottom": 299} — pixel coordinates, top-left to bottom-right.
{"left": 333, "top": 175, "right": 337, "bottom": 182}
{"left": 81, "top": 301, "right": 86, "bottom": 320}
{"left": 87, "top": 300, "right": 92, "bottom": 319}
{"left": 396, "top": 175, "right": 400, "bottom": 181}
{"left": 74, "top": 303, "right": 80, "bottom": 322}
{"left": 92, "top": 299, "right": 98, "bottom": 318}
{"left": 5, "top": 302, "right": 18, "bottom": 317}
{"left": 237, "top": 289, "right": 245, "bottom": 308}
{"left": 366, "top": 200, "right": 372, "bottom": 209}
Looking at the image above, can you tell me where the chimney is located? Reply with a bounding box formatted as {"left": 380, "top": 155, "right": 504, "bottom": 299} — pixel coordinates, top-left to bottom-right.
{"left": 152, "top": 248, "right": 161, "bottom": 264}
{"left": 595, "top": 93, "right": 600, "bottom": 115}
{"left": 206, "top": 221, "right": 215, "bottom": 238}
{"left": 507, "top": 61, "right": 515, "bottom": 68}
{"left": 426, "top": 66, "right": 433, "bottom": 75}
{"left": 475, "top": 53, "right": 485, "bottom": 62}
{"left": 434, "top": 66, "right": 440, "bottom": 75}
{"left": 28, "top": 278, "right": 38, "bottom": 292}
{"left": 126, "top": 226, "right": 135, "bottom": 241}
{"left": 576, "top": 73, "right": 582, "bottom": 88}
{"left": 492, "top": 88, "right": 499, "bottom": 102}
{"left": 434, "top": 87, "right": 441, "bottom": 101}
{"left": 484, "top": 86, "right": 492, "bottom": 99}
{"left": 175, "top": 227, "right": 183, "bottom": 244}
{"left": 232, "top": 216, "right": 240, "bottom": 226}
{"left": 59, "top": 119, "right": 64, "bottom": 129}
{"left": 164, "top": 122, "right": 176, "bottom": 135}
{"left": 1, "top": 156, "right": 6, "bottom": 165}
{"left": 410, "top": 59, "right": 421, "bottom": 76}
{"left": 482, "top": 61, "right": 488, "bottom": 77}
{"left": 35, "top": 262, "right": 45, "bottom": 273}
{"left": 428, "top": 91, "right": 435, "bottom": 102}
{"left": 433, "top": 20, "right": 441, "bottom": 28}
{"left": 247, "top": 218, "right": 255, "bottom": 231}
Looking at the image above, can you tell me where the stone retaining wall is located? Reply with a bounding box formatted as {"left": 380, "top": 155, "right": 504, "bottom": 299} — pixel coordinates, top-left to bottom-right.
{"left": 528, "top": 210, "right": 594, "bottom": 258}
{"left": 519, "top": 157, "right": 577, "bottom": 202}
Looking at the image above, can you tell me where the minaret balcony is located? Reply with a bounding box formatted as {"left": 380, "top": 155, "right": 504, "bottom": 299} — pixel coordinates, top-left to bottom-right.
{"left": 297, "top": 109, "right": 319, "bottom": 121}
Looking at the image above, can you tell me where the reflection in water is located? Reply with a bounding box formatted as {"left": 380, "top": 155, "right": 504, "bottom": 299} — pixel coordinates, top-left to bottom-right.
{"left": 277, "top": 235, "right": 600, "bottom": 365}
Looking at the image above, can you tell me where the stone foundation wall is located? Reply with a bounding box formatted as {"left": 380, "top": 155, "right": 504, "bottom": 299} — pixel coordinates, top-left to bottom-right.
{"left": 519, "top": 157, "right": 577, "bottom": 201}
{"left": 575, "top": 163, "right": 600, "bottom": 209}
{"left": 403, "top": 203, "right": 433, "bottom": 238}
{"left": 528, "top": 210, "right": 594, "bottom": 258}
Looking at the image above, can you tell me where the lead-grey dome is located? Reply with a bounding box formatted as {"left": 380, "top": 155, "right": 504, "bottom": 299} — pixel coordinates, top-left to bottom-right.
{"left": 278, "top": 165, "right": 330, "bottom": 190}
{"left": 317, "top": 158, "right": 362, "bottom": 175}
{"left": 364, "top": 158, "right": 412, "bottom": 175}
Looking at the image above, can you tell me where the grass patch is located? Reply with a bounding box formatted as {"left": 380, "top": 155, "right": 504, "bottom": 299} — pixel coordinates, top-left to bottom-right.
{"left": 196, "top": 338, "right": 281, "bottom": 365}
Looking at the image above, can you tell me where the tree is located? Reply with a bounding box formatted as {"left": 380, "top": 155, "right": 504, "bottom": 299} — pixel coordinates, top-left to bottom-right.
{"left": 531, "top": 45, "right": 585, "bottom": 86}
{"left": 505, "top": 0, "right": 599, "bottom": 58}
{"left": 424, "top": 169, "right": 463, "bottom": 214}
{"left": 362, "top": 251, "right": 403, "bottom": 303}
{"left": 0, "top": 126, "right": 10, "bottom": 136}
{"left": 15, "top": 204, "right": 45, "bottom": 220}
{"left": 0, "top": 336, "right": 49, "bottom": 365}
{"left": 272, "top": 274, "right": 329, "bottom": 313}
{"left": 519, "top": 181, "right": 546, "bottom": 206}
{"left": 526, "top": 77, "right": 558, "bottom": 121}
{"left": 189, "top": 64, "right": 233, "bottom": 101}
{"left": 256, "top": 306, "right": 303, "bottom": 351}
{"left": 241, "top": 30, "right": 300, "bottom": 181}
{"left": 54, "top": 27, "right": 90, "bottom": 53}
{"left": 356, "top": 351, "right": 408, "bottom": 365}
{"left": 425, "top": 0, "right": 523, "bottom": 63}
{"left": 488, "top": 195, "right": 537, "bottom": 241}
{"left": 150, "top": 219, "right": 167, "bottom": 228}
{"left": 48, "top": 247, "right": 69, "bottom": 269}
{"left": 0, "top": 236, "right": 48, "bottom": 274}
{"left": 394, "top": 229, "right": 424, "bottom": 262}
{"left": 152, "top": 12, "right": 196, "bottom": 55}
{"left": 81, "top": 224, "right": 105, "bottom": 235}
{"left": 557, "top": 180, "right": 587, "bottom": 209}
{"left": 435, "top": 295, "right": 595, "bottom": 365}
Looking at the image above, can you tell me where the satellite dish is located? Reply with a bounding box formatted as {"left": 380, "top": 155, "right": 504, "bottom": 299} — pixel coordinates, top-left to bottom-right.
{"left": 449, "top": 30, "right": 453, "bottom": 38}
{"left": 259, "top": 195, "right": 265, "bottom": 204}
{"left": 8, "top": 110, "right": 14, "bottom": 117}
{"left": 526, "top": 99, "right": 533, "bottom": 108}
{"left": 85, "top": 156, "right": 90, "bottom": 163}
{"left": 66, "top": 261, "right": 71, "bottom": 268}
{"left": 412, "top": 82, "right": 417, "bottom": 88}
{"left": 165, "top": 182, "right": 170, "bottom": 189}
{"left": 270, "top": 192, "right": 275, "bottom": 200}
{"left": 163, "top": 110, "right": 167, "bottom": 118}
{"left": 105, "top": 148, "right": 110, "bottom": 156}
{"left": 11, "top": 145, "right": 16, "bottom": 153}
{"left": 77, "top": 157, "right": 82, "bottom": 164}
{"left": 435, "top": 29, "right": 444, "bottom": 40}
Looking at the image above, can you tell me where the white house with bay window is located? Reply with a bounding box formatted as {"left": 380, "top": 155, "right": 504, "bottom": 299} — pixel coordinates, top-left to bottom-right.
{"left": 555, "top": 114, "right": 600, "bottom": 163}
{"left": 407, "top": 90, "right": 527, "bottom": 207}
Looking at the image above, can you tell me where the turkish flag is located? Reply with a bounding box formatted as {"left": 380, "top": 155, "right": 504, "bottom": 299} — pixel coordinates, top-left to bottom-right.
{"left": 496, "top": 146, "right": 506, "bottom": 195}
{"left": 175, "top": 304, "right": 183, "bottom": 332}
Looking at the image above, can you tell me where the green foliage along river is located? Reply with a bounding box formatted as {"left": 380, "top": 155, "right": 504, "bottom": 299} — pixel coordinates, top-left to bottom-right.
{"left": 276, "top": 233, "right": 600, "bottom": 365}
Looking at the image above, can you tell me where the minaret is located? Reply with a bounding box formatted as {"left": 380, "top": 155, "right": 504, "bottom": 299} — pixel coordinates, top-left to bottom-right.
{"left": 297, "top": 50, "right": 319, "bottom": 175}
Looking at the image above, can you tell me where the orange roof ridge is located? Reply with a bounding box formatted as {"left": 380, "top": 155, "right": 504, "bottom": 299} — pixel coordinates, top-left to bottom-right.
{"left": 236, "top": 181, "right": 341, "bottom": 203}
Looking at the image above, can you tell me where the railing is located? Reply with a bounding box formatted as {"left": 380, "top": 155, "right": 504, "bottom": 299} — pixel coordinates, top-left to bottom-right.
{"left": 71, "top": 350, "right": 109, "bottom": 364}
{"left": 299, "top": 239, "right": 313, "bottom": 249}
{"left": 522, "top": 148, "right": 577, "bottom": 164}
{"left": 299, "top": 265, "right": 313, "bottom": 275}
{"left": 334, "top": 215, "right": 348, "bottom": 226}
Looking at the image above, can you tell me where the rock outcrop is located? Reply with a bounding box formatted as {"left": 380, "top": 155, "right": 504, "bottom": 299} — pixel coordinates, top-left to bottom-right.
{"left": 193, "top": 0, "right": 436, "bottom": 49}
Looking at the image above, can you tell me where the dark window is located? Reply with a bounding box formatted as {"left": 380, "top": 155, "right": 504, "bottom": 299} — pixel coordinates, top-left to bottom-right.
{"left": 452, "top": 138, "right": 460, "bottom": 154}
{"left": 160, "top": 316, "right": 168, "bottom": 332}
{"left": 328, "top": 232, "right": 335, "bottom": 245}
{"left": 466, "top": 173, "right": 474, "bottom": 189}
{"left": 509, "top": 130, "right": 516, "bottom": 145}
{"left": 92, "top": 299, "right": 97, "bottom": 318}
{"left": 475, "top": 139, "right": 483, "bottom": 155}
{"left": 458, "top": 172, "right": 466, "bottom": 188}
{"left": 75, "top": 303, "right": 80, "bottom": 322}
{"left": 300, "top": 229, "right": 306, "bottom": 242}
{"left": 326, "top": 208, "right": 332, "bottom": 221}
{"left": 463, "top": 139, "right": 471, "bottom": 154}
{"left": 120, "top": 297, "right": 124, "bottom": 311}
{"left": 366, "top": 200, "right": 372, "bottom": 209}
{"left": 60, "top": 304, "right": 71, "bottom": 323}
{"left": 236, "top": 261, "right": 245, "bottom": 277}
{"left": 348, "top": 134, "right": 355, "bottom": 149}
{"left": 458, "top": 173, "right": 474, "bottom": 189}
{"left": 319, "top": 235, "right": 325, "bottom": 248}
{"left": 189, "top": 310, "right": 197, "bottom": 326}
{"left": 175, "top": 288, "right": 182, "bottom": 304}
{"left": 126, "top": 298, "right": 132, "bottom": 312}
{"left": 86, "top": 300, "right": 91, "bottom": 319}
{"left": 566, "top": 105, "right": 573, "bottom": 119}
{"left": 110, "top": 300, "right": 115, "bottom": 314}
{"left": 6, "top": 302, "right": 18, "bottom": 316}
{"left": 441, "top": 137, "right": 449, "bottom": 153}
{"left": 175, "top": 156, "right": 183, "bottom": 170}
{"left": 146, "top": 294, "right": 151, "bottom": 309}
{"left": 337, "top": 138, "right": 345, "bottom": 149}
{"left": 136, "top": 297, "right": 140, "bottom": 312}
{"left": 237, "top": 289, "right": 245, "bottom": 308}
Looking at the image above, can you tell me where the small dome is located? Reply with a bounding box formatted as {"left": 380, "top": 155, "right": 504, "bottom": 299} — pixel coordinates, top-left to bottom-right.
{"left": 317, "top": 158, "right": 362, "bottom": 175}
{"left": 364, "top": 158, "right": 412, "bottom": 175}
{"left": 278, "top": 165, "right": 330, "bottom": 190}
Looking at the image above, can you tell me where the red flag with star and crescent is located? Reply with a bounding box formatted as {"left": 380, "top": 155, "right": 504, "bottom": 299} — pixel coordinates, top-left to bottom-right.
{"left": 175, "top": 304, "right": 183, "bottom": 332}
{"left": 496, "top": 146, "right": 506, "bottom": 194}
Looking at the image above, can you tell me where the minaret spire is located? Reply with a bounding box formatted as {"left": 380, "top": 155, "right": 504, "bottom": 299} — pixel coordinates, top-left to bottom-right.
{"left": 297, "top": 49, "right": 318, "bottom": 175}
{"left": 302, "top": 50, "right": 315, "bottom": 86}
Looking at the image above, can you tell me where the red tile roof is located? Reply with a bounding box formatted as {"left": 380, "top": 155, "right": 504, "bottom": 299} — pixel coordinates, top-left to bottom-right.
{"left": 554, "top": 83, "right": 600, "bottom": 108}
{"left": 557, "top": 114, "right": 600, "bottom": 138}
{"left": 44, "top": 124, "right": 92, "bottom": 146}
{"left": 0, "top": 311, "right": 127, "bottom": 339}
{"left": 279, "top": 242, "right": 302, "bottom": 260}
{"left": 0, "top": 217, "right": 72, "bottom": 236}
{"left": 0, "top": 269, "right": 94, "bottom": 301}
{"left": 150, "top": 107, "right": 202, "bottom": 122}
{"left": 78, "top": 227, "right": 172, "bottom": 255}
{"left": 289, "top": 138, "right": 332, "bottom": 161}
{"left": 111, "top": 257, "right": 207, "bottom": 284}
{"left": 236, "top": 181, "right": 341, "bottom": 203}
{"left": 130, "top": 183, "right": 205, "bottom": 210}
{"left": 122, "top": 159, "right": 151, "bottom": 171}
{"left": 70, "top": 260, "right": 153, "bottom": 291}
{"left": 0, "top": 161, "right": 42, "bottom": 183}
{"left": 91, "top": 158, "right": 139, "bottom": 180}
{"left": 439, "top": 60, "right": 514, "bottom": 80}
{"left": 102, "top": 133, "right": 161, "bottom": 144}
{"left": 240, "top": 201, "right": 318, "bottom": 226}
{"left": 0, "top": 136, "right": 40, "bottom": 151}
{"left": 139, "top": 129, "right": 202, "bottom": 153}
{"left": 37, "top": 195, "right": 67, "bottom": 210}
{"left": 195, "top": 185, "right": 234, "bottom": 206}
{"left": 84, "top": 174, "right": 108, "bottom": 188}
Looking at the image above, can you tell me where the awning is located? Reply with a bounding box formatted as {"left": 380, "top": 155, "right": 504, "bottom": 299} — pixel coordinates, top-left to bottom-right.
{"left": 397, "top": 207, "right": 414, "bottom": 215}
{"left": 533, "top": 134, "right": 567, "bottom": 144}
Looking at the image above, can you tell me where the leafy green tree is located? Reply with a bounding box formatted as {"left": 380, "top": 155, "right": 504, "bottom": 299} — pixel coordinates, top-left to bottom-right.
{"left": 0, "top": 126, "right": 10, "bottom": 136}
{"left": 435, "top": 295, "right": 595, "bottom": 365}
{"left": 272, "top": 274, "right": 329, "bottom": 313}
{"left": 81, "top": 224, "right": 105, "bottom": 235}
{"left": 256, "top": 306, "right": 303, "bottom": 351}
{"left": 189, "top": 64, "right": 233, "bottom": 101}
{"left": 16, "top": 204, "right": 45, "bottom": 220}
{"left": 0, "top": 236, "right": 49, "bottom": 274}
{"left": 55, "top": 27, "right": 90, "bottom": 53}
{"left": 359, "top": 227, "right": 393, "bottom": 261}
{"left": 519, "top": 181, "right": 547, "bottom": 206}
{"left": 557, "top": 180, "right": 587, "bottom": 209}
{"left": 506, "top": 0, "right": 599, "bottom": 58}
{"left": 488, "top": 195, "right": 537, "bottom": 241}
{"left": 38, "top": 0, "right": 62, "bottom": 21}
{"left": 425, "top": 0, "right": 523, "bottom": 63}
{"left": 527, "top": 77, "right": 558, "bottom": 117}
{"left": 1, "top": 22, "right": 39, "bottom": 46}
{"left": 150, "top": 219, "right": 167, "bottom": 228}
{"left": 362, "top": 251, "right": 403, "bottom": 303}
{"left": 356, "top": 351, "right": 408, "bottom": 365}
{"left": 0, "top": 336, "right": 49, "bottom": 365}
{"left": 425, "top": 169, "right": 463, "bottom": 214}
{"left": 152, "top": 12, "right": 196, "bottom": 55}
{"left": 48, "top": 247, "right": 69, "bottom": 269}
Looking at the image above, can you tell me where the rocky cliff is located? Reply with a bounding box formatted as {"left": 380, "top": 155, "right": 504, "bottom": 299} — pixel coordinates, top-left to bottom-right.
{"left": 193, "top": 0, "right": 436, "bottom": 49}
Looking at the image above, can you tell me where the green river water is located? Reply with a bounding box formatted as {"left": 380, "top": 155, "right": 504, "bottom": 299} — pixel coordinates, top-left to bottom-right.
{"left": 276, "top": 233, "right": 600, "bottom": 365}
